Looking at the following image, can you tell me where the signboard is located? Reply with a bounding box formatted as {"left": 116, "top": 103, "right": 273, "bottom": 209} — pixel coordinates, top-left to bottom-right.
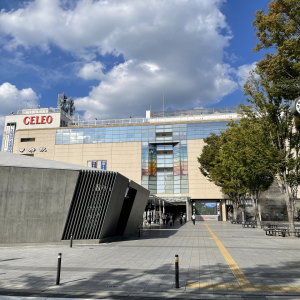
{"left": 23, "top": 115, "right": 53, "bottom": 125}
{"left": 3, "top": 125, "right": 10, "bottom": 152}
{"left": 101, "top": 161, "right": 107, "bottom": 170}
{"left": 87, "top": 160, "right": 107, "bottom": 170}
{"left": 195, "top": 202, "right": 217, "bottom": 215}
{"left": 7, "top": 125, "right": 15, "bottom": 153}
{"left": 197, "top": 215, "right": 218, "bottom": 221}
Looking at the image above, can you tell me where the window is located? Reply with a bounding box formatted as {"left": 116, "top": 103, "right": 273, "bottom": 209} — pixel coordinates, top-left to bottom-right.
{"left": 20, "top": 138, "right": 35, "bottom": 142}
{"left": 156, "top": 132, "right": 172, "bottom": 137}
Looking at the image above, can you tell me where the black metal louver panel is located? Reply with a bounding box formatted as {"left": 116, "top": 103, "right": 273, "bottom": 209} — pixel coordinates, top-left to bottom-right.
{"left": 62, "top": 170, "right": 117, "bottom": 240}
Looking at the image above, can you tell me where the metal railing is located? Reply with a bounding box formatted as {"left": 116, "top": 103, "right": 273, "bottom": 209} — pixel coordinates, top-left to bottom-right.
{"left": 17, "top": 107, "right": 72, "bottom": 119}
{"left": 68, "top": 109, "right": 240, "bottom": 127}
{"left": 69, "top": 118, "right": 150, "bottom": 127}
{"left": 150, "top": 106, "right": 241, "bottom": 118}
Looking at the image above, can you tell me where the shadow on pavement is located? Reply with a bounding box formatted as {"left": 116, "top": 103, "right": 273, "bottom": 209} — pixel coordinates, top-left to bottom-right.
{"left": 1, "top": 223, "right": 300, "bottom": 299}
{"left": 1, "top": 260, "right": 300, "bottom": 299}
{"left": 126, "top": 222, "right": 189, "bottom": 241}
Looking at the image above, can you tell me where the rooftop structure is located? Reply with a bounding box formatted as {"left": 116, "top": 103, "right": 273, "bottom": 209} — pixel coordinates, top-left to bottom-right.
{"left": 69, "top": 106, "right": 241, "bottom": 127}
{"left": 149, "top": 106, "right": 240, "bottom": 117}
{"left": 16, "top": 107, "right": 72, "bottom": 119}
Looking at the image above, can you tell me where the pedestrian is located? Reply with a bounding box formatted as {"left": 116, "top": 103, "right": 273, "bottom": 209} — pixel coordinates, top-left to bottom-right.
{"left": 148, "top": 215, "right": 151, "bottom": 227}
{"left": 192, "top": 213, "right": 196, "bottom": 225}
{"left": 169, "top": 214, "right": 173, "bottom": 226}
{"left": 183, "top": 213, "right": 187, "bottom": 223}
{"left": 179, "top": 214, "right": 183, "bottom": 225}
{"left": 166, "top": 214, "right": 170, "bottom": 226}
{"left": 162, "top": 213, "right": 166, "bottom": 225}
{"left": 157, "top": 214, "right": 160, "bottom": 224}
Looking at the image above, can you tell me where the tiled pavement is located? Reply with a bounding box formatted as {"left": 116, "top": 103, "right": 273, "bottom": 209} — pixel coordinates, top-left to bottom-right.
{"left": 1, "top": 221, "right": 300, "bottom": 299}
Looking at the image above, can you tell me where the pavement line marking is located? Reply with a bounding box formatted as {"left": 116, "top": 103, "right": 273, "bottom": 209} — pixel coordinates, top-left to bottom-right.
{"left": 204, "top": 221, "right": 254, "bottom": 290}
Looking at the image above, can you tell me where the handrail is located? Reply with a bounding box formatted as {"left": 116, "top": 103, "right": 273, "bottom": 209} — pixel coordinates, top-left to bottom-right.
{"left": 150, "top": 106, "right": 241, "bottom": 118}
{"left": 69, "top": 118, "right": 150, "bottom": 127}
{"left": 17, "top": 108, "right": 72, "bottom": 119}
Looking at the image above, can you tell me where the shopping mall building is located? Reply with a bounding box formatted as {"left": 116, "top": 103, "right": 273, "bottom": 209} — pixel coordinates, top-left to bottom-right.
{"left": 2, "top": 94, "right": 242, "bottom": 222}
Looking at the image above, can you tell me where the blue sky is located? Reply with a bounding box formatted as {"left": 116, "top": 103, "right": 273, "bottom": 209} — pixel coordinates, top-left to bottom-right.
{"left": 0, "top": 0, "right": 270, "bottom": 129}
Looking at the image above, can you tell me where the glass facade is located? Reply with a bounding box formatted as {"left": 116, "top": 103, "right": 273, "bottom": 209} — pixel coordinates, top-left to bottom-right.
{"left": 55, "top": 122, "right": 229, "bottom": 145}
{"left": 141, "top": 142, "right": 188, "bottom": 194}
{"left": 56, "top": 121, "right": 229, "bottom": 194}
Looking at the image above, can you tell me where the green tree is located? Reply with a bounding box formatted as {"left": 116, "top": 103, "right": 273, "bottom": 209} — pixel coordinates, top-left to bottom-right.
{"left": 221, "top": 118, "right": 279, "bottom": 227}
{"left": 198, "top": 133, "right": 246, "bottom": 220}
{"left": 242, "top": 0, "right": 300, "bottom": 231}
{"left": 253, "top": 0, "right": 300, "bottom": 100}
{"left": 198, "top": 134, "right": 222, "bottom": 181}
{"left": 243, "top": 72, "right": 300, "bottom": 231}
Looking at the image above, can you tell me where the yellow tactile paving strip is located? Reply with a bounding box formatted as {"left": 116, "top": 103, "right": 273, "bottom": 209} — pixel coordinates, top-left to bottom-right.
{"left": 142, "top": 229, "right": 194, "bottom": 231}
{"left": 186, "top": 282, "right": 300, "bottom": 292}
{"left": 186, "top": 222, "right": 300, "bottom": 293}
{"left": 168, "top": 237, "right": 213, "bottom": 239}
{"left": 205, "top": 222, "right": 253, "bottom": 288}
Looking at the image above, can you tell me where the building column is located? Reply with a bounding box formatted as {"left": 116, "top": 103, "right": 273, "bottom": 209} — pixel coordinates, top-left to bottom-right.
{"left": 221, "top": 199, "right": 226, "bottom": 221}
{"left": 159, "top": 199, "right": 162, "bottom": 224}
{"left": 186, "top": 198, "right": 190, "bottom": 222}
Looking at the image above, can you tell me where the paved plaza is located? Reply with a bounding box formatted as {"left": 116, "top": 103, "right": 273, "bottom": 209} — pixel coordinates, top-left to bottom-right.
{"left": 1, "top": 221, "right": 300, "bottom": 299}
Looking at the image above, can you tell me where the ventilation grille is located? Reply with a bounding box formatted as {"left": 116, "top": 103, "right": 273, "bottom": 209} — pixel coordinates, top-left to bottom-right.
{"left": 62, "top": 170, "right": 116, "bottom": 240}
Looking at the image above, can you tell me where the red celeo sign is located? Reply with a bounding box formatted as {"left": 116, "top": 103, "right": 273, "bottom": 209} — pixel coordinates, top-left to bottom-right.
{"left": 23, "top": 115, "right": 53, "bottom": 125}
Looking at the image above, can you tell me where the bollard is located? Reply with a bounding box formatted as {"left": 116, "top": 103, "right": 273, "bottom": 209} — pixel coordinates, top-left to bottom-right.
{"left": 175, "top": 254, "right": 179, "bottom": 288}
{"left": 56, "top": 253, "right": 62, "bottom": 285}
{"left": 70, "top": 234, "right": 73, "bottom": 248}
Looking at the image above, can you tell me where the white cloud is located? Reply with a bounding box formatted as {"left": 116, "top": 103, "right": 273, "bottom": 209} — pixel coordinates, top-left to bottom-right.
{"left": 224, "top": 51, "right": 239, "bottom": 63}
{"left": 0, "top": 0, "right": 239, "bottom": 120}
{"left": 77, "top": 61, "right": 105, "bottom": 80}
{"left": 0, "top": 82, "right": 39, "bottom": 128}
{"left": 140, "top": 63, "right": 160, "bottom": 74}
{"left": 236, "top": 62, "right": 257, "bottom": 86}
{"left": 75, "top": 60, "right": 237, "bottom": 120}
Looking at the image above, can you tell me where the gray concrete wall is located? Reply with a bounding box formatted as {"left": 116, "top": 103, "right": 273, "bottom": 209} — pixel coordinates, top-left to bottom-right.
{"left": 0, "top": 166, "right": 79, "bottom": 244}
